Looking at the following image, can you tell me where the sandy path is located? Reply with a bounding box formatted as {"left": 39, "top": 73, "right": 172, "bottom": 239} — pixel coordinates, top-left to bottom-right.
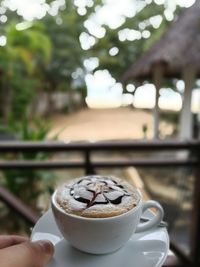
{"left": 48, "top": 107, "right": 154, "bottom": 141}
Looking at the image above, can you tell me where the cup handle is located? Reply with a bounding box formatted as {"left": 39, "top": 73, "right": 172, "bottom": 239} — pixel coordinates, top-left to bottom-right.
{"left": 135, "top": 200, "right": 164, "bottom": 233}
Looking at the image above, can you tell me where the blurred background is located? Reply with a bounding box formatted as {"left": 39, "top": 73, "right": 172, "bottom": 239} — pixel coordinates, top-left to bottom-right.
{"left": 0, "top": 0, "right": 200, "bottom": 266}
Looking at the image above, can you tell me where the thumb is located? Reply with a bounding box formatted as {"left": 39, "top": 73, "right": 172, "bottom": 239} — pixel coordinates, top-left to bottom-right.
{"left": 0, "top": 240, "right": 54, "bottom": 267}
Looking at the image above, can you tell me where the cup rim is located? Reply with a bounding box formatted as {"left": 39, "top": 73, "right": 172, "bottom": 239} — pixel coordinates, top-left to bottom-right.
{"left": 51, "top": 188, "right": 143, "bottom": 221}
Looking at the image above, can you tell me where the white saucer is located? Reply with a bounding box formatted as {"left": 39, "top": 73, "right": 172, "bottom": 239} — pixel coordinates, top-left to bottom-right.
{"left": 31, "top": 209, "right": 169, "bottom": 267}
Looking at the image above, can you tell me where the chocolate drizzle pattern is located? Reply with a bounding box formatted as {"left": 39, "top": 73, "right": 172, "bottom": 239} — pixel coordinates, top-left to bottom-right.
{"left": 68, "top": 176, "right": 131, "bottom": 208}
{"left": 56, "top": 176, "right": 140, "bottom": 218}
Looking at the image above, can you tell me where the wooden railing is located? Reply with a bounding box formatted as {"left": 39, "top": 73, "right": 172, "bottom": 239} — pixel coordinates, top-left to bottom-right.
{"left": 0, "top": 140, "right": 199, "bottom": 266}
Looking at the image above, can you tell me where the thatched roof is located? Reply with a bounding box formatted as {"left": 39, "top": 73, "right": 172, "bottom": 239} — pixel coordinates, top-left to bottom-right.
{"left": 122, "top": 1, "right": 200, "bottom": 81}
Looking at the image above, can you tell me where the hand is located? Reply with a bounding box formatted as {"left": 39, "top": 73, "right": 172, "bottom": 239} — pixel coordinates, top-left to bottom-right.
{"left": 0, "top": 235, "right": 54, "bottom": 267}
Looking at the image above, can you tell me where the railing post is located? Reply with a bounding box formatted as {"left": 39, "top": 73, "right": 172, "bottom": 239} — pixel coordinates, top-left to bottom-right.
{"left": 190, "top": 150, "right": 200, "bottom": 265}
{"left": 84, "top": 150, "right": 95, "bottom": 175}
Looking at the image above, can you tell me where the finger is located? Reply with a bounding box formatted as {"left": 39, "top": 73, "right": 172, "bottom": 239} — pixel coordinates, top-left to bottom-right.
{"left": 0, "top": 240, "right": 54, "bottom": 267}
{"left": 0, "top": 235, "right": 28, "bottom": 249}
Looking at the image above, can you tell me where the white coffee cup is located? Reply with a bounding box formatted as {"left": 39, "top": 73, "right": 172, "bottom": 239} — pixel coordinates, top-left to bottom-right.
{"left": 51, "top": 188, "right": 164, "bottom": 254}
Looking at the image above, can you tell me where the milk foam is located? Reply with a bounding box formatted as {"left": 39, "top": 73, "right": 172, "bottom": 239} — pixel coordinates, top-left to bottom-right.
{"left": 56, "top": 176, "right": 140, "bottom": 218}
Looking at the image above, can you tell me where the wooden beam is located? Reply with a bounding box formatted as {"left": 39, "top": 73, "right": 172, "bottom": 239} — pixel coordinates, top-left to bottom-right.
{"left": 152, "top": 64, "right": 163, "bottom": 139}
{"left": 125, "top": 167, "right": 151, "bottom": 200}
{"left": 124, "top": 167, "right": 156, "bottom": 213}
{"left": 180, "top": 67, "right": 196, "bottom": 139}
{"left": 0, "top": 186, "right": 39, "bottom": 225}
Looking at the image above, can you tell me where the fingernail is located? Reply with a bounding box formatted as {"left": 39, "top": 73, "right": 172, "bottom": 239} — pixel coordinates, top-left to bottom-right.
{"left": 36, "top": 240, "right": 54, "bottom": 255}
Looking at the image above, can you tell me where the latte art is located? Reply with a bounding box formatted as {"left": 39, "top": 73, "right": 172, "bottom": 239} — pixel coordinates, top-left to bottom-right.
{"left": 70, "top": 177, "right": 131, "bottom": 206}
{"left": 56, "top": 176, "right": 140, "bottom": 218}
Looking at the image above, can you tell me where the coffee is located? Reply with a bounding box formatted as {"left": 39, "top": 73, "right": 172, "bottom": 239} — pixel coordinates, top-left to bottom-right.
{"left": 56, "top": 175, "right": 140, "bottom": 218}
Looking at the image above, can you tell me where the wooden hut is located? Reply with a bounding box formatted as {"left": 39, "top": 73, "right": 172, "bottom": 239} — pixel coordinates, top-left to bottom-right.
{"left": 122, "top": 1, "right": 200, "bottom": 139}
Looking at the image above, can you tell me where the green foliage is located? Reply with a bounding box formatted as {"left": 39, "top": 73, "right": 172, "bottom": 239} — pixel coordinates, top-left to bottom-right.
{"left": 2, "top": 21, "right": 52, "bottom": 73}
{"left": 0, "top": 20, "right": 52, "bottom": 122}
{"left": 10, "top": 75, "right": 38, "bottom": 120}
{"left": 160, "top": 111, "right": 179, "bottom": 126}
{"left": 142, "top": 123, "right": 148, "bottom": 139}
{"left": 2, "top": 117, "right": 54, "bottom": 209}
{"left": 89, "top": 1, "right": 170, "bottom": 84}
{"left": 42, "top": 1, "right": 103, "bottom": 93}
{"left": 160, "top": 111, "right": 179, "bottom": 137}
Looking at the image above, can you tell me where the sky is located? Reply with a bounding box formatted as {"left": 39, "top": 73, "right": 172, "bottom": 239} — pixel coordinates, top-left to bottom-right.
{"left": 1, "top": 0, "right": 199, "bottom": 112}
